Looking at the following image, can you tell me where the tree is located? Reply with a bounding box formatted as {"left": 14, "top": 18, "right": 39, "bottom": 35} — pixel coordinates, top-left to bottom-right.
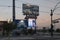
{"left": 2, "top": 21, "right": 17, "bottom": 36}
{"left": 42, "top": 27, "right": 47, "bottom": 32}
{"left": 56, "top": 28, "right": 60, "bottom": 32}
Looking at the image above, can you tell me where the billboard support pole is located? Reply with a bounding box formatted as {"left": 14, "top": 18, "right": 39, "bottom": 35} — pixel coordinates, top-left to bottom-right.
{"left": 35, "top": 15, "right": 36, "bottom": 33}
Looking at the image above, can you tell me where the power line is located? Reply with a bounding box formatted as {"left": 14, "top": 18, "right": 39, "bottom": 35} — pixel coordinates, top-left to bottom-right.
{"left": 0, "top": 5, "right": 20, "bottom": 8}
{"left": 0, "top": 5, "right": 11, "bottom": 7}
{"left": 15, "top": 0, "right": 60, "bottom": 12}
{"left": 0, "top": 5, "right": 60, "bottom": 15}
{"left": 44, "top": 0, "right": 57, "bottom": 4}
{"left": 39, "top": 11, "right": 49, "bottom": 13}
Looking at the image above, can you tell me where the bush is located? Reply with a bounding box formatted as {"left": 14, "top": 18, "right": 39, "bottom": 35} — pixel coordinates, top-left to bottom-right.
{"left": 56, "top": 29, "right": 60, "bottom": 32}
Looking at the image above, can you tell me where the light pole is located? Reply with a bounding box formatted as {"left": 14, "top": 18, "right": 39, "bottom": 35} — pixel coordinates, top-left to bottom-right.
{"left": 50, "top": 9, "right": 54, "bottom": 37}
{"left": 50, "top": 1, "right": 60, "bottom": 37}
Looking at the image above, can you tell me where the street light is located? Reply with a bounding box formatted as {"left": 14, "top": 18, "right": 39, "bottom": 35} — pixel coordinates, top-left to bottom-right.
{"left": 50, "top": 1, "right": 60, "bottom": 37}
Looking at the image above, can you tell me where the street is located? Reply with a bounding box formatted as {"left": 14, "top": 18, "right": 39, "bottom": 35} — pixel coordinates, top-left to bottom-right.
{"left": 0, "top": 32, "right": 60, "bottom": 40}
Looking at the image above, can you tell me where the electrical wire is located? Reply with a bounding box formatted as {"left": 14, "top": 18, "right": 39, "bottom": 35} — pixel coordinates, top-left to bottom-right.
{"left": 44, "top": 0, "right": 57, "bottom": 4}
{"left": 0, "top": 5, "right": 60, "bottom": 15}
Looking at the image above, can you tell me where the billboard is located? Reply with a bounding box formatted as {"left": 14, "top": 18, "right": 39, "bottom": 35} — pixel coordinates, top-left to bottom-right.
{"left": 28, "top": 19, "right": 36, "bottom": 28}
{"left": 15, "top": 19, "right": 28, "bottom": 28}
{"left": 25, "top": 15, "right": 37, "bottom": 19}
{"left": 23, "top": 4, "right": 39, "bottom": 16}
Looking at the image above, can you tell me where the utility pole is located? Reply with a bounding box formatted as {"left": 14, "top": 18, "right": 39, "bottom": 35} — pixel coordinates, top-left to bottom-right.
{"left": 50, "top": 2, "right": 60, "bottom": 37}
{"left": 50, "top": 9, "right": 53, "bottom": 37}
{"left": 13, "top": 0, "right": 15, "bottom": 22}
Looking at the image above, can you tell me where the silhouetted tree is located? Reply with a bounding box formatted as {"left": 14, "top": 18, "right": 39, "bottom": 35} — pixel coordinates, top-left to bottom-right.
{"left": 2, "top": 21, "right": 17, "bottom": 36}
{"left": 42, "top": 27, "right": 47, "bottom": 32}
{"left": 56, "top": 28, "right": 60, "bottom": 32}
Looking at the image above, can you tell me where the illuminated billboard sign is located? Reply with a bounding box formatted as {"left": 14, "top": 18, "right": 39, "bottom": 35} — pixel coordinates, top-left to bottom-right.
{"left": 15, "top": 19, "right": 28, "bottom": 28}
{"left": 25, "top": 15, "right": 37, "bottom": 19}
{"left": 23, "top": 4, "right": 39, "bottom": 16}
{"left": 28, "top": 19, "right": 36, "bottom": 28}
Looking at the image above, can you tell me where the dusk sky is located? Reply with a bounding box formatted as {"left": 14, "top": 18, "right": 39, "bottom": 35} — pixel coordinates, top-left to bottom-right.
{"left": 0, "top": 0, "right": 60, "bottom": 29}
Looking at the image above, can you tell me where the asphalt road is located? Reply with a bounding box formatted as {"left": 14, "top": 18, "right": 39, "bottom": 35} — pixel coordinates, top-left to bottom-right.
{"left": 0, "top": 32, "right": 60, "bottom": 40}
{"left": 0, "top": 36, "right": 60, "bottom": 40}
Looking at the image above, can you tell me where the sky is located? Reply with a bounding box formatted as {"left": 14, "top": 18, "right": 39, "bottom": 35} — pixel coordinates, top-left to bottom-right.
{"left": 0, "top": 0, "right": 60, "bottom": 29}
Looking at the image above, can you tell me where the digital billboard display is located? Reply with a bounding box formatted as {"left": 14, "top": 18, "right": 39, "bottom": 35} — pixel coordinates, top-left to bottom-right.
{"left": 15, "top": 19, "right": 28, "bottom": 28}
{"left": 23, "top": 4, "right": 39, "bottom": 16}
{"left": 25, "top": 15, "right": 37, "bottom": 19}
{"left": 28, "top": 19, "right": 36, "bottom": 28}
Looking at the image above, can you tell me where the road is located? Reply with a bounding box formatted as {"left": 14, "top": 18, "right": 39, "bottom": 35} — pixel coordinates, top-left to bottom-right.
{"left": 0, "top": 32, "right": 60, "bottom": 40}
